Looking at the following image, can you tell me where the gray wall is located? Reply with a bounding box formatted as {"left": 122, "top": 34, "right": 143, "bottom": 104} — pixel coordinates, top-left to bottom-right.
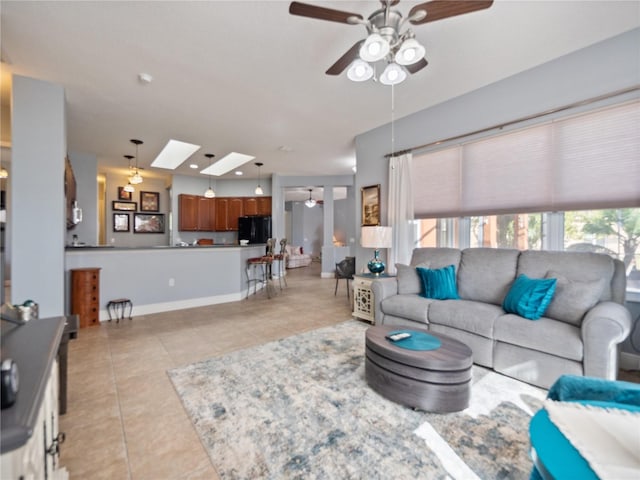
{"left": 67, "top": 151, "right": 97, "bottom": 246}
{"left": 11, "top": 75, "right": 66, "bottom": 317}
{"left": 354, "top": 28, "right": 640, "bottom": 273}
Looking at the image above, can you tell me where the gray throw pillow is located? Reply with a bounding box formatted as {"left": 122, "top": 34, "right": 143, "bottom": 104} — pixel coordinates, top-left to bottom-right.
{"left": 544, "top": 271, "right": 607, "bottom": 325}
{"left": 396, "top": 262, "right": 429, "bottom": 295}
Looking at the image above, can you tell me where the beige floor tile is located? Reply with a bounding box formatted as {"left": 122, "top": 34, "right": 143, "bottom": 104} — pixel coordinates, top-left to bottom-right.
{"left": 61, "top": 263, "right": 354, "bottom": 479}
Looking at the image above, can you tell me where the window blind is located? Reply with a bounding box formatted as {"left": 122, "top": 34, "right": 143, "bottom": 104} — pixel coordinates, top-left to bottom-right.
{"left": 413, "top": 100, "right": 640, "bottom": 218}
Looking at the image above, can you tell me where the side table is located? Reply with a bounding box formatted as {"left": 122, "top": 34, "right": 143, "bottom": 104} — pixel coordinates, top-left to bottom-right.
{"left": 353, "top": 273, "right": 394, "bottom": 324}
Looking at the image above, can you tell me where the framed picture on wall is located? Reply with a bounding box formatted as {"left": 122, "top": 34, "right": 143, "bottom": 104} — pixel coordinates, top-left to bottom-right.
{"left": 140, "top": 191, "right": 160, "bottom": 212}
{"left": 117, "top": 186, "right": 132, "bottom": 201}
{"left": 112, "top": 201, "right": 137, "bottom": 211}
{"left": 134, "top": 213, "right": 165, "bottom": 233}
{"left": 361, "top": 184, "right": 380, "bottom": 226}
{"left": 113, "top": 213, "right": 130, "bottom": 232}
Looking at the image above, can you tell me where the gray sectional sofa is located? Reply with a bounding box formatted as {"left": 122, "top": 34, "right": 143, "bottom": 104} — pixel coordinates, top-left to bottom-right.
{"left": 371, "top": 248, "right": 632, "bottom": 388}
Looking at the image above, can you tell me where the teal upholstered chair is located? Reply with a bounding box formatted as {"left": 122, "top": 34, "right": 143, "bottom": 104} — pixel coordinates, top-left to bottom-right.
{"left": 529, "top": 375, "right": 640, "bottom": 479}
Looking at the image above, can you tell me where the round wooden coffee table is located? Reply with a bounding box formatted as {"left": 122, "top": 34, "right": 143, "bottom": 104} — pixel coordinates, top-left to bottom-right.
{"left": 365, "top": 325, "right": 473, "bottom": 413}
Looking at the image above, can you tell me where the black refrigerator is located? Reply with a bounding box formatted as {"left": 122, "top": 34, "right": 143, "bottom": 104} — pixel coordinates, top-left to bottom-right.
{"left": 238, "top": 215, "right": 271, "bottom": 244}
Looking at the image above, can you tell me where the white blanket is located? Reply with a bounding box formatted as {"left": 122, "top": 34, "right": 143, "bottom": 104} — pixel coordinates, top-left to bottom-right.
{"left": 545, "top": 399, "right": 640, "bottom": 479}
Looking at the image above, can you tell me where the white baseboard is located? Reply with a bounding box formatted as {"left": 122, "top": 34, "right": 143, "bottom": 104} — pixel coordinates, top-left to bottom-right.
{"left": 321, "top": 272, "right": 335, "bottom": 279}
{"left": 98, "top": 291, "right": 249, "bottom": 321}
{"left": 620, "top": 351, "right": 640, "bottom": 370}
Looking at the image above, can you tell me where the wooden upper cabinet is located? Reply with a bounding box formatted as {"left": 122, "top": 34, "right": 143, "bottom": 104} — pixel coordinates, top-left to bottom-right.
{"left": 214, "top": 198, "right": 229, "bottom": 231}
{"left": 256, "top": 196, "right": 272, "bottom": 215}
{"left": 197, "top": 197, "right": 216, "bottom": 231}
{"left": 243, "top": 197, "right": 258, "bottom": 216}
{"left": 178, "top": 194, "right": 198, "bottom": 231}
{"left": 227, "top": 198, "right": 244, "bottom": 231}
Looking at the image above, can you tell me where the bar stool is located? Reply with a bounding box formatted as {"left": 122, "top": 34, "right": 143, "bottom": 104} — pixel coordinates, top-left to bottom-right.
{"left": 246, "top": 241, "right": 275, "bottom": 299}
{"left": 272, "top": 238, "right": 288, "bottom": 289}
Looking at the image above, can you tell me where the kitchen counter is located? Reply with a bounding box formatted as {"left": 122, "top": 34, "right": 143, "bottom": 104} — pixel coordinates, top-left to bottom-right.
{"left": 1, "top": 316, "right": 65, "bottom": 453}
{"left": 65, "top": 244, "right": 269, "bottom": 319}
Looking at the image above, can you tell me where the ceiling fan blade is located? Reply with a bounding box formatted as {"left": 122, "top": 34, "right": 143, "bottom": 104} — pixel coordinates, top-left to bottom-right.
{"left": 405, "top": 58, "right": 428, "bottom": 74}
{"left": 409, "top": 0, "right": 493, "bottom": 25}
{"left": 289, "top": 1, "right": 363, "bottom": 24}
{"left": 326, "top": 40, "right": 364, "bottom": 75}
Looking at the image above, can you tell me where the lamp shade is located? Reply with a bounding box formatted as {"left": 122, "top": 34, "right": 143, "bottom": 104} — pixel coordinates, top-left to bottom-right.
{"left": 361, "top": 226, "right": 392, "bottom": 249}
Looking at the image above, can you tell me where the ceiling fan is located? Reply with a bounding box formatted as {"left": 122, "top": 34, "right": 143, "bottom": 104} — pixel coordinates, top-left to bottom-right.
{"left": 289, "top": 1, "right": 493, "bottom": 85}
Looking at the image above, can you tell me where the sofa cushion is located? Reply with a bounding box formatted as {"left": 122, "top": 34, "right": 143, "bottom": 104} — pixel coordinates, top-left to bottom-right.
{"left": 428, "top": 300, "right": 503, "bottom": 338}
{"left": 458, "top": 248, "right": 520, "bottom": 305}
{"left": 416, "top": 265, "right": 460, "bottom": 300}
{"left": 395, "top": 262, "right": 429, "bottom": 295}
{"left": 544, "top": 272, "right": 608, "bottom": 326}
{"left": 517, "top": 250, "right": 614, "bottom": 302}
{"left": 381, "top": 295, "right": 431, "bottom": 323}
{"left": 410, "top": 248, "right": 461, "bottom": 270}
{"left": 502, "top": 274, "right": 557, "bottom": 320}
{"left": 494, "top": 314, "right": 583, "bottom": 361}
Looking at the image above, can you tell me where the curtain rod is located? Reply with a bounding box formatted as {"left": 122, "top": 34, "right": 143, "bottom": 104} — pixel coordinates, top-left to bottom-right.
{"left": 385, "top": 84, "right": 640, "bottom": 159}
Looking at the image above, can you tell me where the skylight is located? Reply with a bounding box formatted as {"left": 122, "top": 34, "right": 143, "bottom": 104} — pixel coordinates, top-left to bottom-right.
{"left": 151, "top": 139, "right": 201, "bottom": 170}
{"left": 200, "top": 152, "right": 255, "bottom": 176}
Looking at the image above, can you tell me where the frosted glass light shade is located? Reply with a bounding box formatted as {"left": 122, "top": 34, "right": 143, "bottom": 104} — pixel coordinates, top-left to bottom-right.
{"left": 380, "top": 63, "right": 407, "bottom": 86}
{"left": 123, "top": 183, "right": 135, "bottom": 193}
{"left": 394, "top": 38, "right": 425, "bottom": 66}
{"left": 130, "top": 171, "right": 143, "bottom": 184}
{"left": 255, "top": 185, "right": 264, "bottom": 195}
{"left": 347, "top": 60, "right": 373, "bottom": 82}
{"left": 359, "top": 33, "right": 390, "bottom": 62}
{"left": 204, "top": 187, "right": 215, "bottom": 198}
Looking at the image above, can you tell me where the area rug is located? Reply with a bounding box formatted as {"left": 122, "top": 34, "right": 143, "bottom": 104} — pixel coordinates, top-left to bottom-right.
{"left": 168, "top": 320, "right": 547, "bottom": 479}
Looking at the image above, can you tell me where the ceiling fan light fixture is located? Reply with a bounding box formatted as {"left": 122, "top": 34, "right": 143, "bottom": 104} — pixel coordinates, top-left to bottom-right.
{"left": 359, "top": 33, "right": 389, "bottom": 62}
{"left": 395, "top": 38, "right": 425, "bottom": 66}
{"left": 380, "top": 62, "right": 407, "bottom": 86}
{"left": 347, "top": 59, "right": 374, "bottom": 82}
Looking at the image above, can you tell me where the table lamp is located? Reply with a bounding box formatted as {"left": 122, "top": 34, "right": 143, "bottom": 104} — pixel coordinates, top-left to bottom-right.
{"left": 361, "top": 226, "right": 392, "bottom": 275}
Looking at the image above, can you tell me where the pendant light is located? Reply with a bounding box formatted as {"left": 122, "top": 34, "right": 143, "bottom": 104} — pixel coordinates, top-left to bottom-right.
{"left": 129, "top": 139, "right": 144, "bottom": 185}
{"left": 254, "top": 162, "right": 264, "bottom": 195}
{"left": 123, "top": 155, "right": 135, "bottom": 193}
{"left": 203, "top": 153, "right": 216, "bottom": 198}
{"left": 0, "top": 167, "right": 8, "bottom": 178}
{"left": 305, "top": 189, "right": 316, "bottom": 208}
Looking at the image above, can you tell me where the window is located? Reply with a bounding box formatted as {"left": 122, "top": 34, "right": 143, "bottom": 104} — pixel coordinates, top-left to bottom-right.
{"left": 416, "top": 207, "right": 639, "bottom": 291}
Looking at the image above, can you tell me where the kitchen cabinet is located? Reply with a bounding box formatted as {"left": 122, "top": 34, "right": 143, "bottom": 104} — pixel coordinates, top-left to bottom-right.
{"left": 243, "top": 197, "right": 272, "bottom": 216}
{"left": 179, "top": 194, "right": 215, "bottom": 232}
{"left": 180, "top": 195, "right": 269, "bottom": 232}
{"left": 197, "top": 197, "right": 216, "bottom": 231}
{"left": 215, "top": 197, "right": 244, "bottom": 231}
{"left": 178, "top": 194, "right": 198, "bottom": 231}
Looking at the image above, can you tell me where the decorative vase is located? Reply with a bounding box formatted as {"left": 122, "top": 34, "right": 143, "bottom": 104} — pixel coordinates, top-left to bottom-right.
{"left": 367, "top": 249, "right": 385, "bottom": 275}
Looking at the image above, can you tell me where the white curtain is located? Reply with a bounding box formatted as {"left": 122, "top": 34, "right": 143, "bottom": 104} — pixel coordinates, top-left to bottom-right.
{"left": 388, "top": 153, "right": 415, "bottom": 274}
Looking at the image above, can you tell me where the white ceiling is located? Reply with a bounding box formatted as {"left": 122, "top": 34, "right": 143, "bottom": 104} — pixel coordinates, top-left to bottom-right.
{"left": 1, "top": 1, "right": 638, "bottom": 186}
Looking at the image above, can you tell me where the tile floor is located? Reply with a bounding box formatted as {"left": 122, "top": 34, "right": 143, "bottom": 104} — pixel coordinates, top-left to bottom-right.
{"left": 59, "top": 262, "right": 354, "bottom": 480}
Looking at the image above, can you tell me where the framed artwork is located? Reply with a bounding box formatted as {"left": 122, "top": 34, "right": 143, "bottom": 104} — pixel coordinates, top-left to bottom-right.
{"left": 113, "top": 213, "right": 130, "bottom": 232}
{"left": 134, "top": 213, "right": 165, "bottom": 233}
{"left": 361, "top": 184, "right": 380, "bottom": 226}
{"left": 140, "top": 191, "right": 160, "bottom": 212}
{"left": 112, "top": 201, "right": 137, "bottom": 211}
{"left": 117, "top": 186, "right": 132, "bottom": 200}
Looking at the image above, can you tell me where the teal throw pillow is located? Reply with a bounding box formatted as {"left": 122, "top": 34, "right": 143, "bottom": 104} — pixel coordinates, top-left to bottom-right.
{"left": 416, "top": 265, "right": 460, "bottom": 300}
{"left": 503, "top": 274, "right": 557, "bottom": 320}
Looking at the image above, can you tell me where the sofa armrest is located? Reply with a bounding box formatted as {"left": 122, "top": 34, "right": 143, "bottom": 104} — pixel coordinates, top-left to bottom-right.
{"left": 371, "top": 277, "right": 398, "bottom": 325}
{"left": 581, "top": 301, "right": 632, "bottom": 380}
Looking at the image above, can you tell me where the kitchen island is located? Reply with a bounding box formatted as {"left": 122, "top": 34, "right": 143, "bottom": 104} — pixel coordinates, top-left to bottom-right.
{"left": 65, "top": 244, "right": 268, "bottom": 321}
